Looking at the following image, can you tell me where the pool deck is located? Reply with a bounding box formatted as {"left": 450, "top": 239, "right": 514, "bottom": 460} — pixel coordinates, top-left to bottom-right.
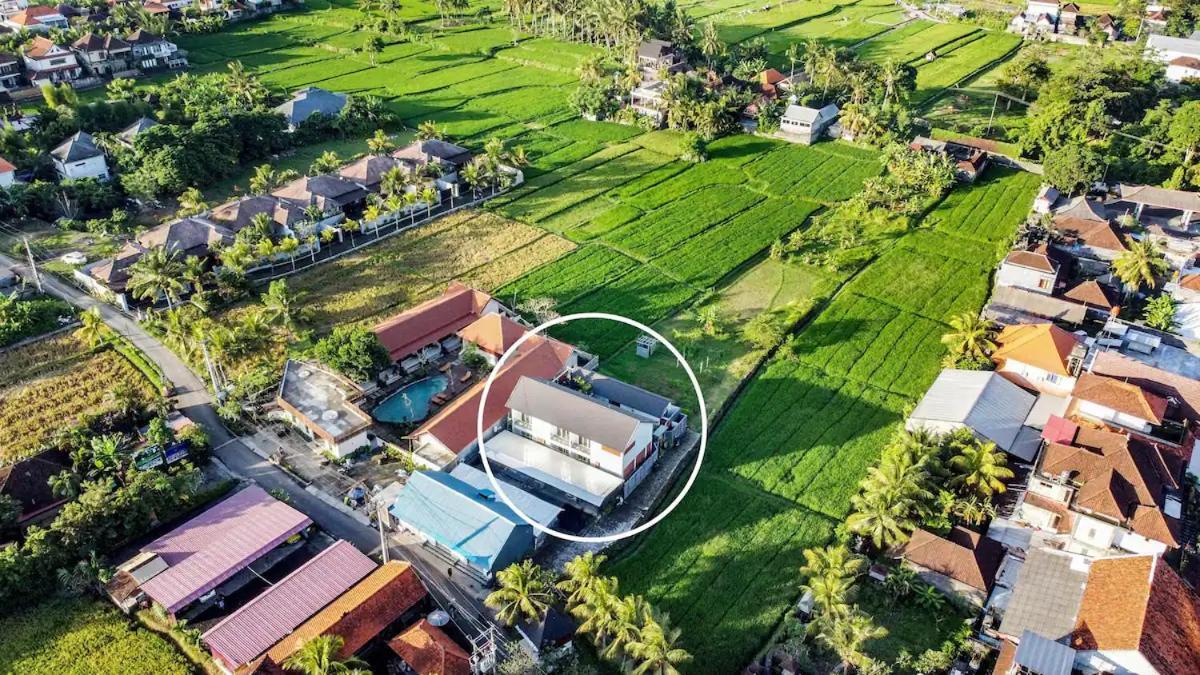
{"left": 369, "top": 359, "right": 479, "bottom": 426}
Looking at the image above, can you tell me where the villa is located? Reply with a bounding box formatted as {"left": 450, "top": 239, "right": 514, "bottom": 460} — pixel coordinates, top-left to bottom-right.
{"left": 779, "top": 103, "right": 839, "bottom": 145}
{"left": 274, "top": 86, "right": 348, "bottom": 131}
{"left": 274, "top": 360, "right": 375, "bottom": 459}
{"left": 373, "top": 282, "right": 508, "bottom": 368}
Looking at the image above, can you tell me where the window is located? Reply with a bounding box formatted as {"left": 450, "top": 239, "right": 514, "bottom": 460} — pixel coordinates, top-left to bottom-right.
{"left": 1045, "top": 372, "right": 1061, "bottom": 384}
{"left": 1037, "top": 277, "right": 1051, "bottom": 290}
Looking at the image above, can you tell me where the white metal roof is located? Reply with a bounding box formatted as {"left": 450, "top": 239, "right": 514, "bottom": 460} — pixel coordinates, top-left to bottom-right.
{"left": 450, "top": 463, "right": 563, "bottom": 529}
{"left": 1147, "top": 33, "right": 1200, "bottom": 58}
{"left": 908, "top": 369, "right": 1036, "bottom": 451}
{"left": 1014, "top": 631, "right": 1076, "bottom": 675}
{"left": 484, "top": 430, "right": 622, "bottom": 508}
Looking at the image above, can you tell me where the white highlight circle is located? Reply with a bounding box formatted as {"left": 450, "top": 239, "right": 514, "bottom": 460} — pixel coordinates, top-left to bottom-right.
{"left": 475, "top": 312, "right": 708, "bottom": 544}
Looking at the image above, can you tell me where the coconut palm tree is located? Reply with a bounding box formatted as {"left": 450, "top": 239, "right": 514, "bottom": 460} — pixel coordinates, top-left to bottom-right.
{"left": 461, "top": 160, "right": 485, "bottom": 198}
{"left": 627, "top": 609, "right": 692, "bottom": 675}
{"left": 940, "top": 312, "right": 997, "bottom": 362}
{"left": 379, "top": 167, "right": 406, "bottom": 198}
{"left": 571, "top": 574, "right": 620, "bottom": 646}
{"left": 817, "top": 611, "right": 887, "bottom": 674}
{"left": 699, "top": 21, "right": 722, "bottom": 68}
{"left": 182, "top": 255, "right": 208, "bottom": 296}
{"left": 801, "top": 567, "right": 857, "bottom": 620}
{"left": 421, "top": 186, "right": 439, "bottom": 217}
{"left": 260, "top": 279, "right": 306, "bottom": 336}
{"left": 1113, "top": 238, "right": 1169, "bottom": 292}
{"left": 846, "top": 489, "right": 919, "bottom": 550}
{"left": 76, "top": 306, "right": 107, "bottom": 348}
{"left": 800, "top": 545, "right": 865, "bottom": 584}
{"left": 284, "top": 635, "right": 369, "bottom": 675}
{"left": 558, "top": 551, "right": 607, "bottom": 607}
{"left": 416, "top": 120, "right": 443, "bottom": 141}
{"left": 603, "top": 594, "right": 645, "bottom": 663}
{"left": 485, "top": 560, "right": 553, "bottom": 626}
{"left": 949, "top": 439, "right": 1014, "bottom": 498}
{"left": 249, "top": 165, "right": 299, "bottom": 195}
{"left": 366, "top": 128, "right": 394, "bottom": 154}
{"left": 128, "top": 247, "right": 186, "bottom": 308}
{"left": 785, "top": 43, "right": 801, "bottom": 80}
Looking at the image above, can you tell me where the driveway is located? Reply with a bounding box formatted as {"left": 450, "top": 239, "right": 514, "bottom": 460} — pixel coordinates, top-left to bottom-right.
{"left": 2, "top": 254, "right": 505, "bottom": 645}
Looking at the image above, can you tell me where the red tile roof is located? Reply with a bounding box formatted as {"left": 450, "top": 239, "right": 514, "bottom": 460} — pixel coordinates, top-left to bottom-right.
{"left": 0, "top": 156, "right": 15, "bottom": 173}
{"left": 1071, "top": 555, "right": 1200, "bottom": 674}
{"left": 1040, "top": 425, "right": 1181, "bottom": 547}
{"left": 458, "top": 313, "right": 528, "bottom": 357}
{"left": 373, "top": 282, "right": 494, "bottom": 362}
{"left": 388, "top": 620, "right": 471, "bottom": 675}
{"left": 409, "top": 336, "right": 572, "bottom": 456}
{"left": 24, "top": 36, "right": 60, "bottom": 59}
{"left": 1072, "top": 372, "right": 1168, "bottom": 424}
{"left": 1091, "top": 349, "right": 1200, "bottom": 423}
{"left": 1004, "top": 246, "right": 1057, "bottom": 274}
{"left": 256, "top": 561, "right": 428, "bottom": 672}
{"left": 1063, "top": 279, "right": 1119, "bottom": 310}
{"left": 203, "top": 541, "right": 376, "bottom": 670}
{"left": 1054, "top": 216, "right": 1127, "bottom": 252}
{"left": 992, "top": 323, "right": 1083, "bottom": 376}
{"left": 897, "top": 526, "right": 1004, "bottom": 592}
{"left": 1170, "top": 56, "right": 1200, "bottom": 70}
{"left": 1179, "top": 273, "right": 1200, "bottom": 291}
{"left": 139, "top": 486, "right": 312, "bottom": 614}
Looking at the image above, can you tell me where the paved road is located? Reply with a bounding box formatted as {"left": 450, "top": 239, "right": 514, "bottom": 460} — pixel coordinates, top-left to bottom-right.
{"left": 5, "top": 255, "right": 503, "bottom": 645}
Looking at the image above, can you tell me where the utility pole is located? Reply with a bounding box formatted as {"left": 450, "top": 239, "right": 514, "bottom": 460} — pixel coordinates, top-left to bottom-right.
{"left": 375, "top": 496, "right": 390, "bottom": 563}
{"left": 200, "top": 339, "right": 225, "bottom": 399}
{"left": 470, "top": 625, "right": 498, "bottom": 674}
{"left": 23, "top": 238, "right": 41, "bottom": 293}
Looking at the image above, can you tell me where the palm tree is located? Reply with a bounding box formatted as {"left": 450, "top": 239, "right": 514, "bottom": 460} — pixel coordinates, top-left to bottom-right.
{"left": 485, "top": 560, "right": 553, "bottom": 626}
{"left": 940, "top": 312, "right": 996, "bottom": 362}
{"left": 182, "top": 255, "right": 207, "bottom": 296}
{"left": 817, "top": 611, "right": 887, "bottom": 674}
{"left": 177, "top": 187, "right": 208, "bottom": 216}
{"left": 507, "top": 145, "right": 529, "bottom": 167}
{"left": 914, "top": 584, "right": 945, "bottom": 610}
{"left": 249, "top": 165, "right": 299, "bottom": 195}
{"left": 284, "top": 635, "right": 369, "bottom": 675}
{"left": 311, "top": 150, "right": 341, "bottom": 175}
{"left": 260, "top": 279, "right": 306, "bottom": 336}
{"left": 785, "top": 43, "right": 801, "bottom": 80}
{"left": 801, "top": 568, "right": 857, "bottom": 620}
{"left": 949, "top": 439, "right": 1014, "bottom": 498}
{"left": 1113, "top": 238, "right": 1169, "bottom": 292}
{"left": 603, "top": 594, "right": 645, "bottom": 664}
{"left": 367, "top": 128, "right": 394, "bottom": 154}
{"left": 421, "top": 186, "right": 439, "bottom": 217}
{"left": 847, "top": 490, "right": 920, "bottom": 550}
{"left": 128, "top": 247, "right": 186, "bottom": 308}
{"left": 380, "top": 167, "right": 406, "bottom": 198}
{"left": 88, "top": 433, "right": 128, "bottom": 483}
{"left": 461, "top": 160, "right": 485, "bottom": 198}
{"left": 226, "top": 60, "right": 259, "bottom": 108}
{"left": 571, "top": 575, "right": 620, "bottom": 645}
{"left": 76, "top": 306, "right": 107, "bottom": 348}
{"left": 416, "top": 120, "right": 443, "bottom": 141}
{"left": 558, "top": 551, "right": 607, "bottom": 607}
{"left": 800, "top": 545, "right": 865, "bottom": 584}
{"left": 627, "top": 609, "right": 692, "bottom": 675}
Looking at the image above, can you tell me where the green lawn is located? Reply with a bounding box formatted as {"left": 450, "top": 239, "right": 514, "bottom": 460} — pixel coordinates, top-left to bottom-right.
{"left": 0, "top": 598, "right": 190, "bottom": 675}
{"left": 600, "top": 259, "right": 838, "bottom": 420}
{"left": 857, "top": 590, "right": 971, "bottom": 662}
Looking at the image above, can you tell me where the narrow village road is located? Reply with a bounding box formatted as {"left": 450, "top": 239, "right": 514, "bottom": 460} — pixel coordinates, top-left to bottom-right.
{"left": 2, "top": 254, "right": 504, "bottom": 646}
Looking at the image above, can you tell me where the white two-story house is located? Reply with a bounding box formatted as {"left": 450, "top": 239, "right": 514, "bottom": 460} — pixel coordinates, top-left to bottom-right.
{"left": 991, "top": 323, "right": 1086, "bottom": 397}
{"left": 494, "top": 376, "right": 657, "bottom": 512}
{"left": 22, "top": 37, "right": 82, "bottom": 86}
{"left": 50, "top": 131, "right": 109, "bottom": 181}
{"left": 996, "top": 245, "right": 1059, "bottom": 295}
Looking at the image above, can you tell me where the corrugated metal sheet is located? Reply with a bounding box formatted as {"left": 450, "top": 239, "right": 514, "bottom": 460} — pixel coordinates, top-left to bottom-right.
{"left": 1014, "top": 630, "right": 1076, "bottom": 675}
{"left": 908, "top": 370, "right": 1036, "bottom": 451}
{"left": 201, "top": 540, "right": 375, "bottom": 668}
{"left": 139, "top": 485, "right": 312, "bottom": 613}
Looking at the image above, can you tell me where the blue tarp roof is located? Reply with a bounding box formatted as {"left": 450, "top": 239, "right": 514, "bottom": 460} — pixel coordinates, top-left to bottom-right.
{"left": 390, "top": 471, "right": 534, "bottom": 576}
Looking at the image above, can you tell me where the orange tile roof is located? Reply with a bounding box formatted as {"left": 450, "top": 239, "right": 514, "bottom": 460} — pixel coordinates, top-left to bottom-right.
{"left": 1040, "top": 426, "right": 1181, "bottom": 546}
{"left": 24, "top": 36, "right": 59, "bottom": 59}
{"left": 0, "top": 157, "right": 15, "bottom": 173}
{"left": 408, "top": 336, "right": 572, "bottom": 456}
{"left": 991, "top": 639, "right": 1016, "bottom": 675}
{"left": 255, "top": 561, "right": 427, "bottom": 673}
{"left": 992, "top": 323, "right": 1083, "bottom": 376}
{"left": 458, "top": 313, "right": 528, "bottom": 358}
{"left": 1179, "top": 273, "right": 1200, "bottom": 291}
{"left": 1072, "top": 372, "right": 1168, "bottom": 424}
{"left": 1071, "top": 556, "right": 1200, "bottom": 674}
{"left": 387, "top": 619, "right": 470, "bottom": 675}
{"left": 898, "top": 526, "right": 1004, "bottom": 592}
{"left": 373, "top": 282, "right": 494, "bottom": 362}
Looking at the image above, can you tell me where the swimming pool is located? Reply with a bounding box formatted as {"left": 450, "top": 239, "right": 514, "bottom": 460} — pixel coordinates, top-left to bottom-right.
{"left": 374, "top": 375, "right": 449, "bottom": 424}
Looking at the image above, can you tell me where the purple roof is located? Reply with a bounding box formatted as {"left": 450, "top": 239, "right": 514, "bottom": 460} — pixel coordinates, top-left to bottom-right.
{"left": 139, "top": 485, "right": 312, "bottom": 614}
{"left": 201, "top": 540, "right": 376, "bottom": 668}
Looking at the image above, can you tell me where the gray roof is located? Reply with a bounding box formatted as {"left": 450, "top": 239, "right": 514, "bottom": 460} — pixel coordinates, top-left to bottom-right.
{"left": 1013, "top": 631, "right": 1076, "bottom": 675}
{"left": 908, "top": 370, "right": 1036, "bottom": 452}
{"left": 277, "top": 360, "right": 371, "bottom": 442}
{"left": 506, "top": 376, "right": 643, "bottom": 451}
{"left": 1116, "top": 183, "right": 1200, "bottom": 213}
{"left": 1146, "top": 33, "right": 1200, "bottom": 59}
{"left": 566, "top": 368, "right": 671, "bottom": 419}
{"left": 999, "top": 548, "right": 1089, "bottom": 641}
{"left": 392, "top": 139, "right": 473, "bottom": 167}
{"left": 51, "top": 131, "right": 102, "bottom": 162}
{"left": 117, "top": 117, "right": 157, "bottom": 145}
{"left": 783, "top": 103, "right": 839, "bottom": 124}
{"left": 273, "top": 87, "right": 347, "bottom": 126}
{"left": 1055, "top": 195, "right": 1109, "bottom": 222}
{"left": 637, "top": 39, "right": 675, "bottom": 60}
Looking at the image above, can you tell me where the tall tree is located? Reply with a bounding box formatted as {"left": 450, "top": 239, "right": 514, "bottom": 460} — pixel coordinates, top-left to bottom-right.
{"left": 627, "top": 609, "right": 692, "bottom": 675}
{"left": 283, "top": 635, "right": 369, "bottom": 675}
{"left": 128, "top": 247, "right": 186, "bottom": 308}
{"left": 949, "top": 439, "right": 1014, "bottom": 498}
{"left": 260, "top": 279, "right": 307, "bottom": 336}
{"left": 1114, "top": 238, "right": 1169, "bottom": 292}
{"left": 818, "top": 611, "right": 887, "bottom": 673}
{"left": 485, "top": 560, "right": 553, "bottom": 626}
{"left": 940, "top": 312, "right": 997, "bottom": 362}
{"left": 558, "top": 551, "right": 607, "bottom": 607}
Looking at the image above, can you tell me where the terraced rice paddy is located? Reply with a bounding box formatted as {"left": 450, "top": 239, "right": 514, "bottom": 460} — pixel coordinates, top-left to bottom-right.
{"left": 166, "top": 3, "right": 1041, "bottom": 669}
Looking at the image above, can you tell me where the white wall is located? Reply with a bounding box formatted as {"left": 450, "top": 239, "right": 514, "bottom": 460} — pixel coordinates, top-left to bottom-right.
{"left": 1075, "top": 649, "right": 1160, "bottom": 675}
{"left": 1166, "top": 63, "right": 1200, "bottom": 83}
{"left": 1070, "top": 512, "right": 1119, "bottom": 551}
{"left": 54, "top": 155, "right": 108, "bottom": 181}
{"left": 332, "top": 429, "right": 372, "bottom": 459}
{"left": 999, "top": 359, "right": 1076, "bottom": 396}
{"left": 1073, "top": 399, "right": 1152, "bottom": 433}
{"left": 1111, "top": 528, "right": 1170, "bottom": 555}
